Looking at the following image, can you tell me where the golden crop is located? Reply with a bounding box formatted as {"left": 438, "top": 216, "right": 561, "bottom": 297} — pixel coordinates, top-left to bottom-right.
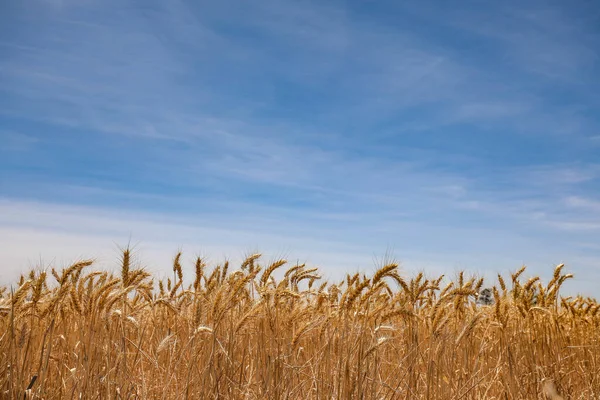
{"left": 1, "top": 250, "right": 598, "bottom": 399}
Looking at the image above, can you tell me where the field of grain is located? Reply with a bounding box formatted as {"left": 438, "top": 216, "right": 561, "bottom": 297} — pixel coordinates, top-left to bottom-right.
{"left": 1, "top": 250, "right": 599, "bottom": 399}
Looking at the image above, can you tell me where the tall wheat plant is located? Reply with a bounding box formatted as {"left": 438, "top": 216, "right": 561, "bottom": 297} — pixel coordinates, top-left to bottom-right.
{"left": 1, "top": 251, "right": 598, "bottom": 399}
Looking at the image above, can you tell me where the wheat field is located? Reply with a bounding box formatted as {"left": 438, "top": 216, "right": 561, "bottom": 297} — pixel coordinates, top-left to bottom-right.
{"left": 1, "top": 250, "right": 599, "bottom": 399}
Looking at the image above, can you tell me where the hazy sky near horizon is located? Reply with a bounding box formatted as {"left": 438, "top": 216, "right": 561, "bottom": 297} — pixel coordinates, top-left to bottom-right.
{"left": 1, "top": 0, "right": 599, "bottom": 296}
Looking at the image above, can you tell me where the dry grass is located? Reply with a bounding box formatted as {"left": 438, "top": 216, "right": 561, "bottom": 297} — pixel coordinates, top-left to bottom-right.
{"left": 1, "top": 252, "right": 599, "bottom": 399}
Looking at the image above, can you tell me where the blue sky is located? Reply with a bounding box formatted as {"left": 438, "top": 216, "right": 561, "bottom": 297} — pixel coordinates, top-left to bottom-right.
{"left": 1, "top": 0, "right": 599, "bottom": 295}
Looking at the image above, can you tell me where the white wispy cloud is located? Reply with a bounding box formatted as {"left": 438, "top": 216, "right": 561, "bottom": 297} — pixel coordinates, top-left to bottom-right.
{"left": 406, "top": 0, "right": 599, "bottom": 81}
{"left": 565, "top": 196, "right": 600, "bottom": 213}
{"left": 3, "top": 0, "right": 597, "bottom": 145}
{"left": 1, "top": 197, "right": 597, "bottom": 297}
